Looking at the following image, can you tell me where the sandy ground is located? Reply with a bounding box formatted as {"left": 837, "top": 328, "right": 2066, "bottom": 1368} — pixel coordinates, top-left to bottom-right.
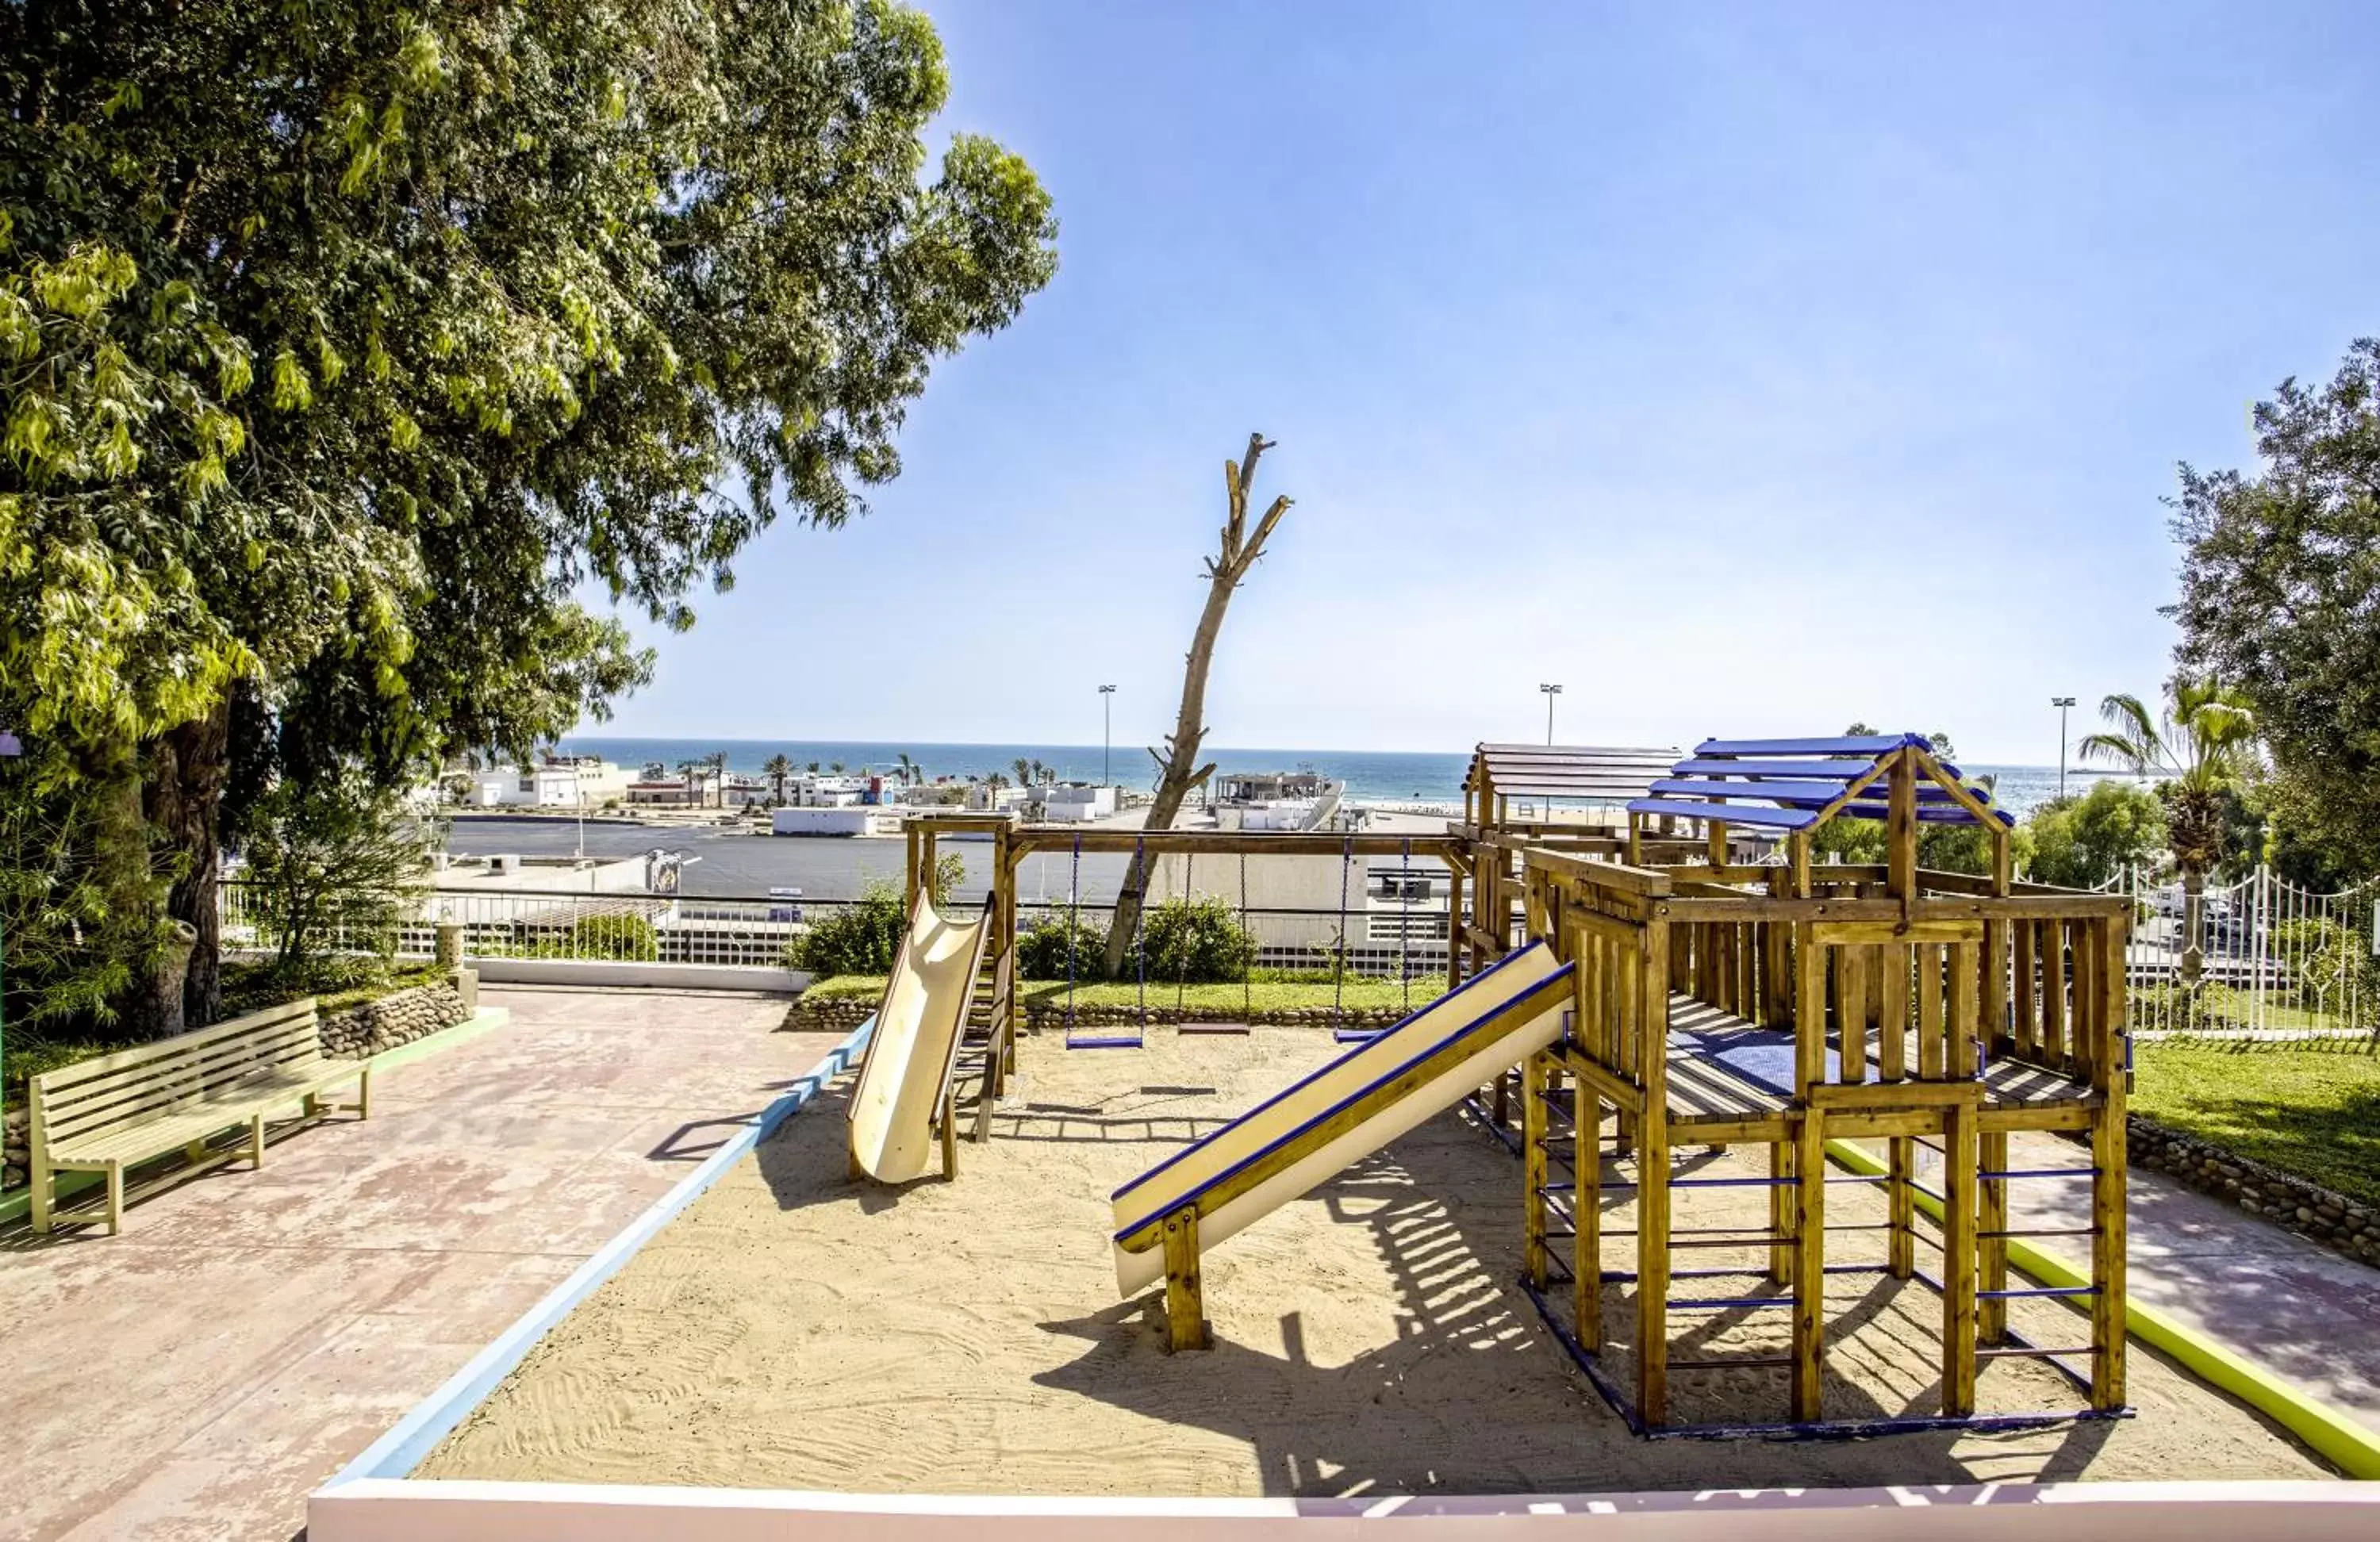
{"left": 424, "top": 1026, "right": 2332, "bottom": 1495}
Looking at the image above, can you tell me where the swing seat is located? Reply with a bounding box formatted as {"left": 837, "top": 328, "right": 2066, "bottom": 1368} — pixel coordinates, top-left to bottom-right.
{"left": 1065, "top": 1030, "right": 1145, "bottom": 1050}
{"left": 1331, "top": 1027, "right": 1385, "bottom": 1045}
{"left": 1178, "top": 1021, "right": 1252, "bottom": 1036}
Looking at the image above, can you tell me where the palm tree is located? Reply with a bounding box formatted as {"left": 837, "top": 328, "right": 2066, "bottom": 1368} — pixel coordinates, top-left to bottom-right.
{"left": 829, "top": 759, "right": 846, "bottom": 775}
{"left": 705, "top": 750, "right": 728, "bottom": 808}
{"left": 1011, "top": 756, "right": 1032, "bottom": 788}
{"left": 674, "top": 758, "right": 703, "bottom": 807}
{"left": 763, "top": 754, "right": 793, "bottom": 807}
{"left": 805, "top": 760, "right": 820, "bottom": 774}
{"left": 2080, "top": 674, "right": 2258, "bottom": 985}
{"left": 895, "top": 751, "right": 919, "bottom": 787}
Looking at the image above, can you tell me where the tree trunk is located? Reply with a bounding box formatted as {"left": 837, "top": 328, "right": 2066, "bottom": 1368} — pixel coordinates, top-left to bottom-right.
{"left": 2179, "top": 865, "right": 2205, "bottom": 989}
{"left": 1101, "top": 433, "right": 1292, "bottom": 980}
{"left": 86, "top": 727, "right": 177, "bottom": 1039}
{"left": 147, "top": 697, "right": 232, "bottom": 1026}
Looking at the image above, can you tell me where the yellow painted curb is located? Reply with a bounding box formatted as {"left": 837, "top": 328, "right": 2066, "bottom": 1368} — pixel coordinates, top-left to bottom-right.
{"left": 1824, "top": 1136, "right": 2380, "bottom": 1479}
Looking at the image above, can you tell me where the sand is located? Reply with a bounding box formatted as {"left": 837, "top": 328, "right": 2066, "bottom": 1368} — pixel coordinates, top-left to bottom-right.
{"left": 422, "top": 1026, "right": 2332, "bottom": 1495}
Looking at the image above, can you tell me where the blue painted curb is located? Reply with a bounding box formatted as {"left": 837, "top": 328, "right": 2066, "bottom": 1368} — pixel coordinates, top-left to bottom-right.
{"left": 328, "top": 1016, "right": 877, "bottom": 1483}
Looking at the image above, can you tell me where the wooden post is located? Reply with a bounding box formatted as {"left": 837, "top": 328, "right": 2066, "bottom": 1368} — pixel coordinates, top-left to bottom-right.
{"left": 2092, "top": 916, "right": 2129, "bottom": 1409}
{"left": 1768, "top": 1137, "right": 1791, "bottom": 1286}
{"left": 1888, "top": 1136, "right": 1914, "bottom": 1279}
{"left": 1574, "top": 1070, "right": 1602, "bottom": 1352}
{"left": 1791, "top": 1107, "right": 1826, "bottom": 1421}
{"left": 1794, "top": 927, "right": 1826, "bottom": 1098}
{"left": 1978, "top": 1130, "right": 2007, "bottom": 1341}
{"left": 1161, "top": 1205, "right": 1210, "bottom": 1352}
{"left": 1840, "top": 945, "right": 1868, "bottom": 1084}
{"left": 939, "top": 1090, "right": 959, "bottom": 1180}
{"left": 1635, "top": 921, "right": 1671, "bottom": 1425}
{"left": 1942, "top": 1099, "right": 1979, "bottom": 1416}
{"left": 904, "top": 822, "right": 920, "bottom": 912}
{"left": 1886, "top": 747, "right": 1917, "bottom": 909}
{"left": 1522, "top": 1051, "right": 1550, "bottom": 1289}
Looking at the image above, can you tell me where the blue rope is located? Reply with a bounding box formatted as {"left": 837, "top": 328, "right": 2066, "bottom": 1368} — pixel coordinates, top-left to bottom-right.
{"left": 1064, "top": 830, "right": 1080, "bottom": 1034}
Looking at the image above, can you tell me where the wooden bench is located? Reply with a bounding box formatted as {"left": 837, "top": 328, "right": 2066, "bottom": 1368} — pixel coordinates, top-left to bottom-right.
{"left": 29, "top": 998, "right": 370, "bottom": 1235}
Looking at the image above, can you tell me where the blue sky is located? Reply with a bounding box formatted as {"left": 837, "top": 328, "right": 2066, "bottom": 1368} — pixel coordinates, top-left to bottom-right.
{"left": 597, "top": 1, "right": 2379, "bottom": 764}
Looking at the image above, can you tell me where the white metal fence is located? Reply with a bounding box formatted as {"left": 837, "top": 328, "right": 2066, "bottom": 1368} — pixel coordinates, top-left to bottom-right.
{"left": 217, "top": 883, "right": 1454, "bottom": 980}
{"left": 2093, "top": 865, "right": 2380, "bottom": 1038}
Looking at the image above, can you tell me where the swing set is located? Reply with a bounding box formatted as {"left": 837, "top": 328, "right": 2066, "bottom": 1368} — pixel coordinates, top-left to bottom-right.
{"left": 902, "top": 814, "right": 1469, "bottom": 1066}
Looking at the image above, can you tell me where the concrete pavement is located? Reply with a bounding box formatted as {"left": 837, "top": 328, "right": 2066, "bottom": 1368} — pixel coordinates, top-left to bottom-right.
{"left": 0, "top": 988, "right": 835, "bottom": 1542}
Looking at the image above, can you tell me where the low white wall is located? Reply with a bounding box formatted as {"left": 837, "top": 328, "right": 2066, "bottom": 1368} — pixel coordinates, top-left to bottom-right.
{"left": 470, "top": 957, "right": 806, "bottom": 993}
{"left": 309, "top": 1479, "right": 2379, "bottom": 1542}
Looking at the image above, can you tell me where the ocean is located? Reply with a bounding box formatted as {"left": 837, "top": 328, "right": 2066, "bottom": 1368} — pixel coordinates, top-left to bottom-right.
{"left": 554, "top": 736, "right": 2115, "bottom": 819}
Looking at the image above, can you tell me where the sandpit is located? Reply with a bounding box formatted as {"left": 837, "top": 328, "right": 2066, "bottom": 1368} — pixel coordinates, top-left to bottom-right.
{"left": 422, "top": 1025, "right": 2332, "bottom": 1494}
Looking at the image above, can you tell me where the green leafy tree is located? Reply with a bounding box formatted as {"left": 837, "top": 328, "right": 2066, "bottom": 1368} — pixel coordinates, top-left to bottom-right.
{"left": 2079, "top": 677, "right": 2259, "bottom": 983}
{"left": 763, "top": 754, "right": 793, "bottom": 807}
{"left": 2170, "top": 339, "right": 2380, "bottom": 873}
{"left": 2022, "top": 779, "right": 2168, "bottom": 890}
{"left": 0, "top": 0, "right": 1057, "bottom": 1032}
{"left": 239, "top": 765, "right": 436, "bottom": 985}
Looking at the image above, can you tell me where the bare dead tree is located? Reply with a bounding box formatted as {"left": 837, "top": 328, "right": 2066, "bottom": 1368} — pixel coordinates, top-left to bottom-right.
{"left": 1101, "top": 432, "right": 1293, "bottom": 980}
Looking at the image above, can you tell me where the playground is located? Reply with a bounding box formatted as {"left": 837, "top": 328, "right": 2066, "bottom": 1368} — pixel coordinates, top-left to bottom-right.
{"left": 418, "top": 1020, "right": 2322, "bottom": 1494}
{"left": 357, "top": 736, "right": 2374, "bottom": 1529}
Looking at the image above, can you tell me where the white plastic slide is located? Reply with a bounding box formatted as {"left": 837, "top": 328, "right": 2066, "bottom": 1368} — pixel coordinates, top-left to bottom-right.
{"left": 1109, "top": 941, "right": 1574, "bottom": 1295}
{"left": 846, "top": 891, "right": 990, "bottom": 1183}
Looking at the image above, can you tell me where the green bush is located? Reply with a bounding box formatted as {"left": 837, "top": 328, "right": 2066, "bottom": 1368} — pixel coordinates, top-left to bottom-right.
{"left": 568, "top": 911, "right": 660, "bottom": 962}
{"left": 2270, "top": 916, "right": 2379, "bottom": 1012}
{"left": 1134, "top": 896, "right": 1258, "bottom": 984}
{"left": 1018, "top": 913, "right": 1107, "bottom": 980}
{"left": 788, "top": 885, "right": 907, "bottom": 976}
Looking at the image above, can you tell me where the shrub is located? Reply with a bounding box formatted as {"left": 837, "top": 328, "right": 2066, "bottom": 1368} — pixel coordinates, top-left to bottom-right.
{"left": 1134, "top": 896, "right": 1257, "bottom": 984}
{"left": 2270, "top": 916, "right": 2379, "bottom": 1013}
{"left": 788, "top": 885, "right": 906, "bottom": 976}
{"left": 1018, "top": 913, "right": 1107, "bottom": 980}
{"left": 568, "top": 911, "right": 660, "bottom": 962}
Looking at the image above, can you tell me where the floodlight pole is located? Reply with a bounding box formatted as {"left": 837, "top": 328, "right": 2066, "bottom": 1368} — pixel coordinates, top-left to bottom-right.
{"left": 1540, "top": 682, "right": 1562, "bottom": 747}
{"left": 2052, "top": 696, "right": 2077, "bottom": 800}
{"left": 1100, "top": 685, "right": 1116, "bottom": 788}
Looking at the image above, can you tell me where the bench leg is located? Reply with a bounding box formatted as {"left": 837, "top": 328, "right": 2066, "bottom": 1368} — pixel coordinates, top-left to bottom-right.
{"left": 106, "top": 1164, "right": 124, "bottom": 1236}
{"left": 357, "top": 1066, "right": 371, "bottom": 1120}
{"left": 302, "top": 1091, "right": 321, "bottom": 1120}
{"left": 250, "top": 1112, "right": 267, "bottom": 1169}
{"left": 30, "top": 1160, "right": 52, "bottom": 1234}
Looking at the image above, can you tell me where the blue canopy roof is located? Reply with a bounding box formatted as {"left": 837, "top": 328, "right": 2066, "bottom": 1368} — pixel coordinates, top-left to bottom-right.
{"left": 1626, "top": 733, "right": 2016, "bottom": 832}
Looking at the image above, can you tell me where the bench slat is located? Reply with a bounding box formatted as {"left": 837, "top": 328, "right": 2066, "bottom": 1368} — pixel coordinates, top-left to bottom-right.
{"left": 42, "top": 1032, "right": 335, "bottom": 1138}
{"left": 37, "top": 1001, "right": 318, "bottom": 1091}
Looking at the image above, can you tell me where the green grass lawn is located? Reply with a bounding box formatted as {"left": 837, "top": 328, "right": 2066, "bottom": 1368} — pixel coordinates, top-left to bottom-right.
{"left": 802, "top": 973, "right": 1440, "bottom": 1015}
{"left": 2132, "top": 1041, "right": 2380, "bottom": 1208}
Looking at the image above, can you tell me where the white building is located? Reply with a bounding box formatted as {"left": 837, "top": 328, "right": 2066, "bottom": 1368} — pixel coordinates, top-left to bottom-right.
{"left": 1037, "top": 783, "right": 1118, "bottom": 823}
{"left": 462, "top": 758, "right": 632, "bottom": 809}
{"left": 772, "top": 807, "right": 902, "bottom": 837}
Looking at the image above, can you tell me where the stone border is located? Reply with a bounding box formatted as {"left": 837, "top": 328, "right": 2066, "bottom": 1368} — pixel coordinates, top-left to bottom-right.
{"left": 2128, "top": 1114, "right": 2379, "bottom": 1270}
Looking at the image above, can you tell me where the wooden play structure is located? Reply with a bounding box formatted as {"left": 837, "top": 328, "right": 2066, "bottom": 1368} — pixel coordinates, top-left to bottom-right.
{"left": 868, "top": 738, "right": 2133, "bottom": 1439}
{"left": 1503, "top": 734, "right": 2130, "bottom": 1435}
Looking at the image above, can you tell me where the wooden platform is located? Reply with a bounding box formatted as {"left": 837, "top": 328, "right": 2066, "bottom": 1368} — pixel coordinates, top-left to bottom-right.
{"left": 1660, "top": 995, "right": 2098, "bottom": 1142}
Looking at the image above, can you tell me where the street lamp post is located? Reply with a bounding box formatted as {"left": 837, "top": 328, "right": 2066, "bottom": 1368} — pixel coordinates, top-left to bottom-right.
{"left": 1539, "top": 683, "right": 1562, "bottom": 746}
{"left": 2052, "top": 696, "right": 2077, "bottom": 800}
{"left": 1099, "top": 685, "right": 1116, "bottom": 788}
